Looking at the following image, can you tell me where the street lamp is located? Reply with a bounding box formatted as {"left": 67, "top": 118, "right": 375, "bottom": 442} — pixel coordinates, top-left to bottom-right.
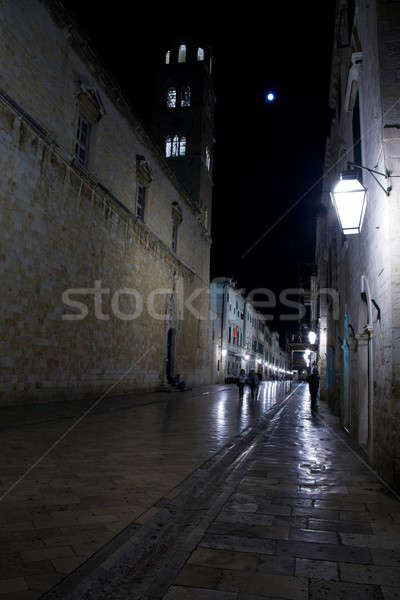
{"left": 330, "top": 171, "right": 367, "bottom": 235}
{"left": 308, "top": 331, "right": 316, "bottom": 345}
{"left": 331, "top": 164, "right": 391, "bottom": 235}
{"left": 221, "top": 349, "right": 227, "bottom": 358}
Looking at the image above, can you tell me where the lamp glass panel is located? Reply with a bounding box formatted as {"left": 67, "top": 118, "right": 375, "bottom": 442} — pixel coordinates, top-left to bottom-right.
{"left": 331, "top": 177, "right": 367, "bottom": 234}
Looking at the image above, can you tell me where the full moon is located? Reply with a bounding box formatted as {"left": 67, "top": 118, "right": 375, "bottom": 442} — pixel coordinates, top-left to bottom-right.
{"left": 266, "top": 91, "right": 275, "bottom": 102}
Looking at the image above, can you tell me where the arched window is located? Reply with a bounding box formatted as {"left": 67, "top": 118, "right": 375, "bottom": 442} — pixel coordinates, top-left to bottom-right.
{"left": 165, "top": 50, "right": 171, "bottom": 64}
{"left": 197, "top": 47, "right": 204, "bottom": 61}
{"left": 167, "top": 87, "right": 176, "bottom": 108}
{"left": 166, "top": 135, "right": 187, "bottom": 157}
{"left": 172, "top": 135, "right": 180, "bottom": 156}
{"left": 205, "top": 146, "right": 211, "bottom": 171}
{"left": 165, "top": 136, "right": 172, "bottom": 158}
{"left": 179, "top": 136, "right": 186, "bottom": 156}
{"left": 181, "top": 86, "right": 191, "bottom": 107}
{"left": 178, "top": 44, "right": 186, "bottom": 63}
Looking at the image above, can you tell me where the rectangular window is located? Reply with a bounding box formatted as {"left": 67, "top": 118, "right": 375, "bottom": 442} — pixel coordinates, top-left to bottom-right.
{"left": 75, "top": 114, "right": 91, "bottom": 167}
{"left": 136, "top": 185, "right": 146, "bottom": 221}
{"left": 172, "top": 221, "right": 178, "bottom": 252}
{"left": 352, "top": 93, "right": 362, "bottom": 181}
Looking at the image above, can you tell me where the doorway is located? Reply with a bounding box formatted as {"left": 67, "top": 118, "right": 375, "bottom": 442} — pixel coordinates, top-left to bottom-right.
{"left": 166, "top": 328, "right": 176, "bottom": 381}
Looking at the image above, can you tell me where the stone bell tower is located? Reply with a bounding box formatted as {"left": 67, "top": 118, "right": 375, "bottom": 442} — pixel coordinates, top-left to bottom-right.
{"left": 152, "top": 40, "right": 215, "bottom": 230}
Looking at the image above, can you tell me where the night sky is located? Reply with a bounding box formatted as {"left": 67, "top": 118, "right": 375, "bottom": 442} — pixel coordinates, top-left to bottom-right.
{"left": 63, "top": 1, "right": 335, "bottom": 336}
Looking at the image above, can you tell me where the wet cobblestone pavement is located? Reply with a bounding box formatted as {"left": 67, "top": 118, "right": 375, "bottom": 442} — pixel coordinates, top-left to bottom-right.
{"left": 0, "top": 385, "right": 400, "bottom": 600}
{"left": 0, "top": 382, "right": 291, "bottom": 598}
{"left": 161, "top": 386, "right": 400, "bottom": 600}
{"left": 29, "top": 383, "right": 400, "bottom": 600}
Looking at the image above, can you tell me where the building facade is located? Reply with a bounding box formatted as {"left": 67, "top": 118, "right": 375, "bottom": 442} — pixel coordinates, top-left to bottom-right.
{"left": 0, "top": 1, "right": 213, "bottom": 404}
{"left": 210, "top": 280, "right": 290, "bottom": 382}
{"left": 314, "top": 0, "right": 400, "bottom": 489}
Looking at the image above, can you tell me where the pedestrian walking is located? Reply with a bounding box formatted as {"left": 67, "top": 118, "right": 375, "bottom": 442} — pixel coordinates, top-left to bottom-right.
{"left": 237, "top": 368, "right": 246, "bottom": 400}
{"left": 307, "top": 366, "right": 320, "bottom": 411}
{"left": 248, "top": 369, "right": 259, "bottom": 400}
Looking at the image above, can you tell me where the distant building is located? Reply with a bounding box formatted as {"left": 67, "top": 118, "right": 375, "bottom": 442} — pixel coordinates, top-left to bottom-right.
{"left": 0, "top": 1, "right": 213, "bottom": 404}
{"left": 210, "top": 279, "right": 290, "bottom": 382}
{"left": 314, "top": 0, "right": 400, "bottom": 488}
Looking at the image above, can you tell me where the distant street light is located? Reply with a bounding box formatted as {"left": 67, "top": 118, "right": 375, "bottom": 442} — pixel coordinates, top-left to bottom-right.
{"left": 221, "top": 349, "right": 227, "bottom": 357}
{"left": 308, "top": 331, "right": 317, "bottom": 345}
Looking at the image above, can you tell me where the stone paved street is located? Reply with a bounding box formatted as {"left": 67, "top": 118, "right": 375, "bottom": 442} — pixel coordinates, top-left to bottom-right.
{"left": 0, "top": 382, "right": 290, "bottom": 598}
{"left": 162, "top": 386, "right": 400, "bottom": 600}
{"left": 2, "top": 383, "right": 400, "bottom": 599}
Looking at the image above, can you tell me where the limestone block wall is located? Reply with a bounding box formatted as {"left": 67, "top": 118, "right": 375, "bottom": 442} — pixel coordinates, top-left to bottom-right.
{"left": 0, "top": 0, "right": 212, "bottom": 404}
{"left": 316, "top": 0, "right": 400, "bottom": 489}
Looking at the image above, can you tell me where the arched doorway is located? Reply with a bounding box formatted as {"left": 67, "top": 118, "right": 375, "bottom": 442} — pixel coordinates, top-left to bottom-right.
{"left": 166, "top": 328, "right": 176, "bottom": 382}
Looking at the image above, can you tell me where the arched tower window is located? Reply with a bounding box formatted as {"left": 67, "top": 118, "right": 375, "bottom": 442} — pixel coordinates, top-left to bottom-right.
{"left": 178, "top": 44, "right": 186, "bottom": 63}
{"left": 165, "top": 136, "right": 187, "bottom": 157}
{"left": 165, "top": 50, "right": 171, "bottom": 64}
{"left": 197, "top": 47, "right": 204, "bottom": 61}
{"left": 165, "top": 136, "right": 172, "bottom": 158}
{"left": 167, "top": 87, "right": 176, "bottom": 108}
{"left": 172, "top": 135, "right": 180, "bottom": 156}
{"left": 181, "top": 86, "right": 191, "bottom": 107}
{"left": 179, "top": 136, "right": 186, "bottom": 156}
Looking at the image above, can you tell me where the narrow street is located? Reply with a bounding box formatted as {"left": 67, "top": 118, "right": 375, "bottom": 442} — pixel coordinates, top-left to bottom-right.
{"left": 0, "top": 381, "right": 290, "bottom": 598}
{"left": 2, "top": 384, "right": 400, "bottom": 599}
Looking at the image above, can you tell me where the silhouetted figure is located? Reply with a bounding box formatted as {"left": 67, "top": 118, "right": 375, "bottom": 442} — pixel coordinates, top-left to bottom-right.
{"left": 237, "top": 369, "right": 246, "bottom": 400}
{"left": 248, "top": 369, "right": 259, "bottom": 400}
{"left": 307, "top": 367, "right": 320, "bottom": 410}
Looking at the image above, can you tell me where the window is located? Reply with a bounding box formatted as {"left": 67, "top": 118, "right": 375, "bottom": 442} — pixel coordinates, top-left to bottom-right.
{"left": 166, "top": 136, "right": 172, "bottom": 158}
{"left": 167, "top": 88, "right": 177, "bottom": 108}
{"left": 179, "top": 136, "right": 186, "bottom": 156}
{"left": 178, "top": 44, "right": 186, "bottom": 63}
{"left": 352, "top": 92, "right": 362, "bottom": 179}
{"left": 171, "top": 202, "right": 182, "bottom": 252}
{"left": 165, "top": 50, "right": 171, "bottom": 64}
{"left": 75, "top": 114, "right": 91, "bottom": 167}
{"left": 172, "top": 135, "right": 180, "bottom": 156}
{"left": 205, "top": 146, "right": 211, "bottom": 171}
{"left": 172, "top": 221, "right": 178, "bottom": 252}
{"left": 181, "top": 86, "right": 191, "bottom": 107}
{"left": 166, "top": 135, "right": 187, "bottom": 157}
{"left": 197, "top": 47, "right": 204, "bottom": 61}
{"left": 136, "top": 184, "right": 146, "bottom": 221}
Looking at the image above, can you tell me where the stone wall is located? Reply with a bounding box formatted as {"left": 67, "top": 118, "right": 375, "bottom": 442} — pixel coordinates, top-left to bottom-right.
{"left": 315, "top": 0, "right": 400, "bottom": 489}
{"left": 0, "top": 0, "right": 212, "bottom": 404}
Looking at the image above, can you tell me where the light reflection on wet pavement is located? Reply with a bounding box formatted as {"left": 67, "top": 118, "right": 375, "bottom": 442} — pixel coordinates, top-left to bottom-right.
{"left": 0, "top": 381, "right": 292, "bottom": 598}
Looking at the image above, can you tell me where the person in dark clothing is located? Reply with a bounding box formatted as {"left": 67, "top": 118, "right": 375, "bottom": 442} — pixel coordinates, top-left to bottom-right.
{"left": 248, "top": 369, "right": 259, "bottom": 400}
{"left": 237, "top": 369, "right": 246, "bottom": 400}
{"left": 307, "top": 367, "right": 320, "bottom": 410}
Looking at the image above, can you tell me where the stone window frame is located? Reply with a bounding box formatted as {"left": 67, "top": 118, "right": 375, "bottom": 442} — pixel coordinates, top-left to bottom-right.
{"left": 136, "top": 184, "right": 146, "bottom": 221}
{"left": 75, "top": 114, "right": 91, "bottom": 167}
{"left": 171, "top": 202, "right": 182, "bottom": 253}
{"left": 136, "top": 155, "right": 152, "bottom": 222}
{"left": 73, "top": 82, "right": 105, "bottom": 170}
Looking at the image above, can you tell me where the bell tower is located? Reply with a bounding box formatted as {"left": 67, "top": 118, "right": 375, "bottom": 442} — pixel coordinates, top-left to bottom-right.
{"left": 152, "top": 40, "right": 215, "bottom": 230}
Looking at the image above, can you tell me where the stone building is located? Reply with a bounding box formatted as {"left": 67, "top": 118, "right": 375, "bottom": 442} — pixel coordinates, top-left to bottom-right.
{"left": 210, "top": 279, "right": 290, "bottom": 382}
{"left": 0, "top": 0, "right": 213, "bottom": 405}
{"left": 314, "top": 0, "right": 400, "bottom": 488}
